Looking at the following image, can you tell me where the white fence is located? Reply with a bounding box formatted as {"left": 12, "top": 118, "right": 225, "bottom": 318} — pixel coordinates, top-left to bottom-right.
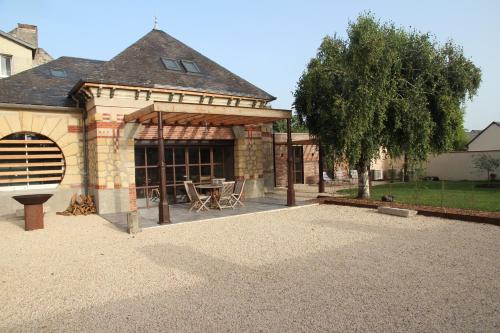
{"left": 425, "top": 150, "right": 500, "bottom": 181}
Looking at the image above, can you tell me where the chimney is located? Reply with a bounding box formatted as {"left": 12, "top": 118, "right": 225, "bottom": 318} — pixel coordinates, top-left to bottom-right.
{"left": 9, "top": 23, "right": 38, "bottom": 48}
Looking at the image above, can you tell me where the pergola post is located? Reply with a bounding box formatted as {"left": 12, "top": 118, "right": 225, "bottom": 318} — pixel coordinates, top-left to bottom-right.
{"left": 286, "top": 118, "right": 296, "bottom": 206}
{"left": 157, "top": 111, "right": 170, "bottom": 224}
{"left": 318, "top": 141, "right": 325, "bottom": 193}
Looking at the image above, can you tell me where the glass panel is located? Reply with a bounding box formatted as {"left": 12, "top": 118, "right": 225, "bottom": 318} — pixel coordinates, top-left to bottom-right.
{"left": 214, "top": 164, "right": 224, "bottom": 178}
{"left": 147, "top": 167, "right": 159, "bottom": 186}
{"left": 176, "top": 187, "right": 189, "bottom": 203}
{"left": 188, "top": 147, "right": 199, "bottom": 164}
{"left": 166, "top": 167, "right": 174, "bottom": 185}
{"left": 135, "top": 147, "right": 145, "bottom": 166}
{"left": 135, "top": 188, "right": 147, "bottom": 208}
{"left": 136, "top": 188, "right": 146, "bottom": 199}
{"left": 147, "top": 147, "right": 158, "bottom": 166}
{"left": 165, "top": 148, "right": 173, "bottom": 165}
{"left": 200, "top": 165, "right": 211, "bottom": 183}
{"left": 189, "top": 166, "right": 200, "bottom": 182}
{"left": 135, "top": 168, "right": 146, "bottom": 187}
{"left": 181, "top": 60, "right": 200, "bottom": 73}
{"left": 174, "top": 148, "right": 185, "bottom": 165}
{"left": 200, "top": 148, "right": 210, "bottom": 164}
{"left": 213, "top": 147, "right": 223, "bottom": 163}
{"left": 167, "top": 186, "right": 175, "bottom": 203}
{"left": 162, "top": 58, "right": 182, "bottom": 71}
{"left": 175, "top": 166, "right": 187, "bottom": 183}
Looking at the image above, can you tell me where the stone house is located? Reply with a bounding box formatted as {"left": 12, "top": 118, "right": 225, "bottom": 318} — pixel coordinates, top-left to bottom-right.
{"left": 0, "top": 28, "right": 294, "bottom": 217}
{"left": 0, "top": 23, "right": 53, "bottom": 78}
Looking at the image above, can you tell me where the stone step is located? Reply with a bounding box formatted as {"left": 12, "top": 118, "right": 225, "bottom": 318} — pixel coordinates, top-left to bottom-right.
{"left": 377, "top": 206, "right": 417, "bottom": 218}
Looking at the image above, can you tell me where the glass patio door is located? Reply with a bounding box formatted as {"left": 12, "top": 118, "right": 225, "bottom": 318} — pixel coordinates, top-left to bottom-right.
{"left": 135, "top": 142, "right": 233, "bottom": 208}
{"left": 293, "top": 146, "right": 304, "bottom": 184}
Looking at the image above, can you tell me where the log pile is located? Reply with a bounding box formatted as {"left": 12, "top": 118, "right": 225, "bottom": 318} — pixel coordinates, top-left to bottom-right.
{"left": 57, "top": 194, "right": 97, "bottom": 216}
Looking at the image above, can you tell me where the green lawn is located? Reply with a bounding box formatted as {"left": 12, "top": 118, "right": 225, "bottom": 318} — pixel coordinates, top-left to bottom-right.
{"left": 338, "top": 181, "right": 500, "bottom": 212}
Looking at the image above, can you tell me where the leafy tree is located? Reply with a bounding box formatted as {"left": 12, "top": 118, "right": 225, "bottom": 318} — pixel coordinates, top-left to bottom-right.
{"left": 294, "top": 13, "right": 481, "bottom": 198}
{"left": 295, "top": 14, "right": 398, "bottom": 198}
{"left": 273, "top": 114, "right": 308, "bottom": 133}
{"left": 473, "top": 154, "right": 500, "bottom": 181}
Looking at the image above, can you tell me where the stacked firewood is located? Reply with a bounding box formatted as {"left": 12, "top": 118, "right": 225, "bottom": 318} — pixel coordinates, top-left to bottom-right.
{"left": 57, "top": 194, "right": 97, "bottom": 216}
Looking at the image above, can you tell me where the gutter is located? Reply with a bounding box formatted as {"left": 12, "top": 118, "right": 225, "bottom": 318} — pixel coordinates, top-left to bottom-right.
{"left": 69, "top": 96, "right": 89, "bottom": 196}
{"left": 0, "top": 102, "right": 82, "bottom": 113}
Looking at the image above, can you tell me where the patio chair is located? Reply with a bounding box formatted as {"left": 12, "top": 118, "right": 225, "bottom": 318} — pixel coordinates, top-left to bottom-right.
{"left": 216, "top": 181, "right": 235, "bottom": 210}
{"left": 231, "top": 178, "right": 246, "bottom": 208}
{"left": 186, "top": 182, "right": 211, "bottom": 212}
{"left": 183, "top": 181, "right": 193, "bottom": 202}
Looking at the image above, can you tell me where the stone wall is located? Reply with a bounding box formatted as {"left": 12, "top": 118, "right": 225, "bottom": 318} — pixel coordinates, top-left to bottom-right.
{"left": 0, "top": 108, "right": 84, "bottom": 217}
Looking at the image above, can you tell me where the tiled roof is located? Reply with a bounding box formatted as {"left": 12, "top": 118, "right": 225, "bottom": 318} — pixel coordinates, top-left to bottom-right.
{"left": 82, "top": 29, "right": 275, "bottom": 101}
{"left": 0, "top": 29, "right": 275, "bottom": 108}
{"left": 0, "top": 57, "right": 104, "bottom": 107}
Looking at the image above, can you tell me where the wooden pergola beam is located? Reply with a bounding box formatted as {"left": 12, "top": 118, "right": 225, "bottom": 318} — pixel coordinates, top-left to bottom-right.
{"left": 124, "top": 101, "right": 291, "bottom": 124}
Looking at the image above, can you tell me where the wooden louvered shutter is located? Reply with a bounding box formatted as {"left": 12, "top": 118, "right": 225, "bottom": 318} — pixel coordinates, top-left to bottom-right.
{"left": 0, "top": 132, "right": 65, "bottom": 189}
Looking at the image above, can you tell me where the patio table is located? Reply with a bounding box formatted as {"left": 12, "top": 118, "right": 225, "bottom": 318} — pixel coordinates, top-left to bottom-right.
{"left": 196, "top": 184, "right": 222, "bottom": 209}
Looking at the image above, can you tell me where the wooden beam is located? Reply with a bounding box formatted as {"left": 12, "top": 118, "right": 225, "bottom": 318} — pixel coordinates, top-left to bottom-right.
{"left": 0, "top": 176, "right": 62, "bottom": 184}
{"left": 0, "top": 162, "right": 64, "bottom": 167}
{"left": 0, "top": 154, "right": 63, "bottom": 160}
{"left": 0, "top": 169, "right": 63, "bottom": 176}
{"left": 0, "top": 147, "right": 60, "bottom": 152}
{"left": 153, "top": 101, "right": 291, "bottom": 119}
{"left": 0, "top": 140, "right": 53, "bottom": 144}
{"left": 123, "top": 104, "right": 155, "bottom": 122}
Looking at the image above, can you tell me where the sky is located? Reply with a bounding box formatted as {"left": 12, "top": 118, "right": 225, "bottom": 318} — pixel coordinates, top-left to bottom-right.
{"left": 1, "top": 0, "right": 498, "bottom": 130}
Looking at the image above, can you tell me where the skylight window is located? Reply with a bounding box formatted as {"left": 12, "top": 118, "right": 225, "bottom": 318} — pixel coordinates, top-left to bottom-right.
{"left": 180, "top": 60, "right": 200, "bottom": 73}
{"left": 161, "top": 57, "right": 182, "bottom": 71}
{"left": 50, "top": 69, "right": 67, "bottom": 78}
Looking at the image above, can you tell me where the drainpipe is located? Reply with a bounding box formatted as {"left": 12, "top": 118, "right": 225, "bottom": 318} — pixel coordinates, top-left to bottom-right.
{"left": 82, "top": 109, "right": 89, "bottom": 196}
{"left": 71, "top": 95, "right": 89, "bottom": 196}
{"left": 272, "top": 124, "right": 276, "bottom": 188}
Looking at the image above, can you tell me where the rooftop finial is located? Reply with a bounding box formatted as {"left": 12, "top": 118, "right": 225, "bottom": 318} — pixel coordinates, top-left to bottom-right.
{"left": 153, "top": 16, "right": 159, "bottom": 30}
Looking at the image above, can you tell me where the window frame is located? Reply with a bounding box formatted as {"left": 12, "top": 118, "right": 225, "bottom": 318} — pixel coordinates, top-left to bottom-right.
{"left": 0, "top": 54, "right": 12, "bottom": 78}
{"left": 161, "top": 57, "right": 182, "bottom": 71}
{"left": 180, "top": 60, "right": 201, "bottom": 73}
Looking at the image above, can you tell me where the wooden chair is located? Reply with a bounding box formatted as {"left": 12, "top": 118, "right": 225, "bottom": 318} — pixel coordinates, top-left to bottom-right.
{"left": 186, "top": 182, "right": 211, "bottom": 212}
{"left": 231, "top": 178, "right": 246, "bottom": 208}
{"left": 183, "top": 181, "right": 193, "bottom": 202}
{"left": 216, "top": 181, "right": 235, "bottom": 210}
{"left": 150, "top": 188, "right": 160, "bottom": 202}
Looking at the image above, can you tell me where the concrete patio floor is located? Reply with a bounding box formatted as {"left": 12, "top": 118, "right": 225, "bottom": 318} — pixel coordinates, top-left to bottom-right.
{"left": 101, "top": 196, "right": 312, "bottom": 231}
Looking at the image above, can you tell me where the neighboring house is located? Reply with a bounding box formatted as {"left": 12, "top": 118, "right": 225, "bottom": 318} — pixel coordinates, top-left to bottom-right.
{"left": 467, "top": 121, "right": 500, "bottom": 151}
{"left": 425, "top": 121, "right": 500, "bottom": 180}
{"left": 0, "top": 28, "right": 291, "bottom": 216}
{"left": 0, "top": 23, "right": 52, "bottom": 78}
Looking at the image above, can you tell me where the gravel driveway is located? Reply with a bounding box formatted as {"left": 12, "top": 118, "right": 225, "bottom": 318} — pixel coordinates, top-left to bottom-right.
{"left": 0, "top": 205, "right": 498, "bottom": 332}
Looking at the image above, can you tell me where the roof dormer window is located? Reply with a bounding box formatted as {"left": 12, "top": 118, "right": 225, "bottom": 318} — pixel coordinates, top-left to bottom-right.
{"left": 50, "top": 69, "right": 67, "bottom": 78}
{"left": 161, "top": 57, "right": 182, "bottom": 71}
{"left": 180, "top": 60, "right": 200, "bottom": 73}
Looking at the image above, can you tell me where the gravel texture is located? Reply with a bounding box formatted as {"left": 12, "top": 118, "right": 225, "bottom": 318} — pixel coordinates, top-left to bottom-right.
{"left": 0, "top": 205, "right": 499, "bottom": 332}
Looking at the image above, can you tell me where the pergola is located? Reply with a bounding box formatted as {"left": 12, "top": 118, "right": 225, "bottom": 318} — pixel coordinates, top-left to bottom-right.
{"left": 124, "top": 101, "right": 296, "bottom": 224}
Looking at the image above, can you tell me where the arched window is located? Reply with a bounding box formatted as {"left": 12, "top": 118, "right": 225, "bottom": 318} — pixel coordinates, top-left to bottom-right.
{"left": 0, "top": 132, "right": 65, "bottom": 191}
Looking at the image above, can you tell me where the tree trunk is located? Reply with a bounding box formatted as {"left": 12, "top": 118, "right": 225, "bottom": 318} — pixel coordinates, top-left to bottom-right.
{"left": 403, "top": 154, "right": 409, "bottom": 182}
{"left": 357, "top": 162, "right": 370, "bottom": 199}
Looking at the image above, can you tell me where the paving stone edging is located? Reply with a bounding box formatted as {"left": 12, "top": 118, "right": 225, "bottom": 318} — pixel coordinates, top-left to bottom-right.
{"left": 316, "top": 197, "right": 500, "bottom": 226}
